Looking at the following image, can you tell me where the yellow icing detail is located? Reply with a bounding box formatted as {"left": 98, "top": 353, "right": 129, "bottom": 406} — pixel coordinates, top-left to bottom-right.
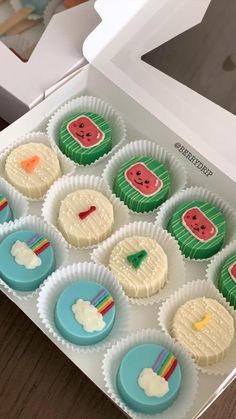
{"left": 193, "top": 313, "right": 212, "bottom": 331}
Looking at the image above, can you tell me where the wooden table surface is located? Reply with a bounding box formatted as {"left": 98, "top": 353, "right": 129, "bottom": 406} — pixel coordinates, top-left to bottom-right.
{"left": 1, "top": 0, "right": 236, "bottom": 417}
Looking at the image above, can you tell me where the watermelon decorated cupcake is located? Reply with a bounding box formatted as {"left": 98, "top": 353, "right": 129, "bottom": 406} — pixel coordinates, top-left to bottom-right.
{"left": 218, "top": 254, "right": 236, "bottom": 309}
{"left": 102, "top": 140, "right": 187, "bottom": 214}
{"left": 59, "top": 112, "right": 112, "bottom": 165}
{"left": 55, "top": 281, "right": 116, "bottom": 345}
{"left": 0, "top": 193, "right": 13, "bottom": 225}
{"left": 113, "top": 156, "right": 170, "bottom": 213}
{"left": 167, "top": 201, "right": 226, "bottom": 259}
{"left": 47, "top": 96, "right": 126, "bottom": 166}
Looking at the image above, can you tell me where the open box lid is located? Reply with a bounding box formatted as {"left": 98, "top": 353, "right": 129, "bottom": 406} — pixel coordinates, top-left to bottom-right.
{"left": 84, "top": 0, "right": 236, "bottom": 185}
{"left": 0, "top": 0, "right": 100, "bottom": 122}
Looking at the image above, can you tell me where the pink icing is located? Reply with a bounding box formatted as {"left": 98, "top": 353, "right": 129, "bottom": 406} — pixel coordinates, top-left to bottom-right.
{"left": 67, "top": 115, "right": 104, "bottom": 148}
{"left": 228, "top": 263, "right": 236, "bottom": 282}
{"left": 125, "top": 163, "right": 163, "bottom": 196}
{"left": 182, "top": 207, "right": 218, "bottom": 242}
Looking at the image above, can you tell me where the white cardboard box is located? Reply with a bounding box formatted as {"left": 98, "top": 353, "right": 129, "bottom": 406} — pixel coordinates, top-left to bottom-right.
{"left": 0, "top": 1, "right": 236, "bottom": 418}
{"left": 0, "top": 0, "right": 100, "bottom": 123}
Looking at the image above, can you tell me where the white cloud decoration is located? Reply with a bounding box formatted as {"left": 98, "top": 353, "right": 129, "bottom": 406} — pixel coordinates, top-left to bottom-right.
{"left": 72, "top": 299, "right": 105, "bottom": 333}
{"left": 138, "top": 368, "right": 169, "bottom": 397}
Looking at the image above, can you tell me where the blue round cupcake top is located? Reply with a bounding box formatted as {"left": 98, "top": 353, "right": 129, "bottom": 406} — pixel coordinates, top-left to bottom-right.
{"left": 55, "top": 281, "right": 116, "bottom": 346}
{"left": 0, "top": 193, "right": 13, "bottom": 225}
{"left": 0, "top": 230, "right": 55, "bottom": 291}
{"left": 117, "top": 343, "right": 181, "bottom": 414}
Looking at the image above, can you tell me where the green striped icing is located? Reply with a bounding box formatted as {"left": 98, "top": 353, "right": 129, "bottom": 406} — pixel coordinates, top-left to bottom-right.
{"left": 59, "top": 112, "right": 112, "bottom": 165}
{"left": 167, "top": 201, "right": 226, "bottom": 259}
{"left": 113, "top": 156, "right": 170, "bottom": 213}
{"left": 218, "top": 254, "right": 236, "bottom": 309}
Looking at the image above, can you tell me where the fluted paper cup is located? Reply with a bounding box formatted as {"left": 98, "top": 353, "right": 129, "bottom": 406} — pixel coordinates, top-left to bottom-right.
{"left": 0, "top": 177, "right": 28, "bottom": 226}
{"left": 158, "top": 279, "right": 236, "bottom": 375}
{"left": 47, "top": 95, "right": 126, "bottom": 167}
{"left": 0, "top": 215, "right": 69, "bottom": 300}
{"left": 102, "top": 139, "right": 187, "bottom": 214}
{"left": 155, "top": 186, "right": 236, "bottom": 262}
{"left": 102, "top": 329, "right": 198, "bottom": 419}
{"left": 0, "top": 132, "right": 75, "bottom": 201}
{"left": 91, "top": 221, "right": 186, "bottom": 305}
{"left": 42, "top": 174, "right": 130, "bottom": 249}
{"left": 206, "top": 239, "right": 236, "bottom": 308}
{"left": 37, "top": 262, "right": 131, "bottom": 353}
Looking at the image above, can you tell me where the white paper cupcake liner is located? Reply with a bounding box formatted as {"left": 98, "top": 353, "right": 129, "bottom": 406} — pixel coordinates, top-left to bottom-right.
{"left": 102, "top": 329, "right": 198, "bottom": 419}
{"left": 0, "top": 177, "right": 29, "bottom": 225}
{"left": 10, "top": 0, "right": 45, "bottom": 20}
{"left": 44, "top": 0, "right": 64, "bottom": 26}
{"left": 0, "top": 131, "right": 75, "bottom": 202}
{"left": 42, "top": 174, "right": 130, "bottom": 249}
{"left": 37, "top": 261, "right": 131, "bottom": 353}
{"left": 102, "top": 139, "right": 187, "bottom": 215}
{"left": 46, "top": 95, "right": 127, "bottom": 167}
{"left": 206, "top": 239, "right": 236, "bottom": 305}
{"left": 0, "top": 215, "right": 69, "bottom": 301}
{"left": 158, "top": 279, "right": 236, "bottom": 375}
{"left": 91, "top": 221, "right": 186, "bottom": 305}
{"left": 155, "top": 186, "right": 236, "bottom": 262}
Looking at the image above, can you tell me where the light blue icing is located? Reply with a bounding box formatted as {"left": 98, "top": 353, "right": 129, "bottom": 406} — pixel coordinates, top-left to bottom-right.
{"left": 55, "top": 281, "right": 116, "bottom": 346}
{"left": 117, "top": 344, "right": 182, "bottom": 414}
{"left": 22, "top": 0, "right": 49, "bottom": 16}
{"left": 0, "top": 230, "right": 55, "bottom": 292}
{"left": 0, "top": 195, "right": 13, "bottom": 225}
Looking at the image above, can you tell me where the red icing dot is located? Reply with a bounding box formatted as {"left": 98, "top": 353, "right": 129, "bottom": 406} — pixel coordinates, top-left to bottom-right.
{"left": 79, "top": 206, "right": 97, "bottom": 220}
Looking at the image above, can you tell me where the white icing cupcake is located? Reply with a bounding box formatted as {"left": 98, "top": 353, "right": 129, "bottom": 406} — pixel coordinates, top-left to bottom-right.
{"left": 58, "top": 189, "right": 114, "bottom": 247}
{"left": 108, "top": 236, "right": 168, "bottom": 298}
{"left": 5, "top": 143, "right": 61, "bottom": 199}
{"left": 171, "top": 297, "right": 234, "bottom": 366}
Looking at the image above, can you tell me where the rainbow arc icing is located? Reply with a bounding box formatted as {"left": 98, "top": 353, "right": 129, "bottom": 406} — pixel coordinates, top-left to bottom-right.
{"left": 90, "top": 289, "right": 114, "bottom": 316}
{"left": 26, "top": 233, "right": 50, "bottom": 255}
{"left": 0, "top": 194, "right": 8, "bottom": 211}
{"left": 152, "top": 349, "right": 178, "bottom": 381}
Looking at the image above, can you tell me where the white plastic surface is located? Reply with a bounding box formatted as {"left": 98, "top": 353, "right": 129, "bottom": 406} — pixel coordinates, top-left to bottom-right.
{"left": 0, "top": 64, "right": 235, "bottom": 418}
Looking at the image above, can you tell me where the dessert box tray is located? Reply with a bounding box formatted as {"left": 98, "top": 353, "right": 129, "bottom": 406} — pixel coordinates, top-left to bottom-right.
{"left": 1, "top": 0, "right": 236, "bottom": 418}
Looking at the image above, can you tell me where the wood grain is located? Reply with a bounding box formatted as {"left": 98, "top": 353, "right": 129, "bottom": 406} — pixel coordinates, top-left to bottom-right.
{"left": 0, "top": 0, "right": 236, "bottom": 416}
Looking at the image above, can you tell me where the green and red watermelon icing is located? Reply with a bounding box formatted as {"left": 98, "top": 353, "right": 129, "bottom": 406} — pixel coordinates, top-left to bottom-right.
{"left": 218, "top": 254, "right": 236, "bottom": 309}
{"left": 167, "top": 201, "right": 226, "bottom": 259}
{"left": 59, "top": 112, "right": 112, "bottom": 165}
{"left": 113, "top": 156, "right": 170, "bottom": 213}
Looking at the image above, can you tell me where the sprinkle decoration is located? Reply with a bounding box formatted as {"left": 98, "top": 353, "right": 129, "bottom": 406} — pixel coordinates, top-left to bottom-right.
{"left": 193, "top": 313, "right": 212, "bottom": 331}
{"left": 79, "top": 205, "right": 97, "bottom": 220}
{"left": 0, "top": 194, "right": 8, "bottom": 211}
{"left": 90, "top": 289, "right": 114, "bottom": 316}
{"left": 152, "top": 349, "right": 178, "bottom": 381}
{"left": 127, "top": 249, "right": 148, "bottom": 269}
{"left": 21, "top": 155, "right": 40, "bottom": 173}
{"left": 26, "top": 233, "right": 50, "bottom": 255}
